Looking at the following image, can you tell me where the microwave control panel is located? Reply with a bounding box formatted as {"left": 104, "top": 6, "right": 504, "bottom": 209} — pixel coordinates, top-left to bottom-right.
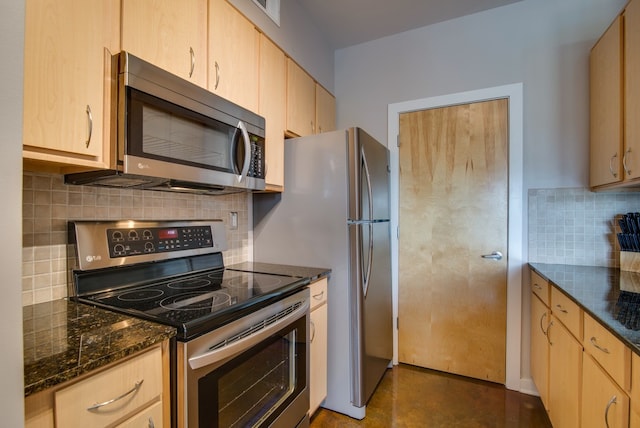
{"left": 107, "top": 225, "right": 214, "bottom": 258}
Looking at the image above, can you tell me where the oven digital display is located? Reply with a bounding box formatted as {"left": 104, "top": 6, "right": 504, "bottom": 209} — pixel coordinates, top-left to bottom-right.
{"left": 158, "top": 228, "right": 178, "bottom": 240}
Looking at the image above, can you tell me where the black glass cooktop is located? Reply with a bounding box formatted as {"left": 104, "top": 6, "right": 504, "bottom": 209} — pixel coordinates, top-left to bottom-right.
{"left": 78, "top": 268, "right": 307, "bottom": 340}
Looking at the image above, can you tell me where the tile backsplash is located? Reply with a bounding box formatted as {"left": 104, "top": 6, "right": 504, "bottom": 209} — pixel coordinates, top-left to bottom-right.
{"left": 22, "top": 171, "right": 251, "bottom": 306}
{"left": 528, "top": 188, "right": 640, "bottom": 267}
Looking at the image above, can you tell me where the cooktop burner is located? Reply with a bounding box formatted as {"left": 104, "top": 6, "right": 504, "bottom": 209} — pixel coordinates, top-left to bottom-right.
{"left": 80, "top": 268, "right": 304, "bottom": 337}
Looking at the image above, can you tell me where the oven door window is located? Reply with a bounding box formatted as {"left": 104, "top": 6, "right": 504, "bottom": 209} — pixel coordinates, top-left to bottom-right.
{"left": 198, "top": 315, "right": 307, "bottom": 428}
{"left": 126, "top": 87, "right": 244, "bottom": 174}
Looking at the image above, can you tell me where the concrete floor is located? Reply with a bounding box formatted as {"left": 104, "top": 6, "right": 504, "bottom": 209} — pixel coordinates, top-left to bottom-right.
{"left": 310, "top": 364, "right": 552, "bottom": 427}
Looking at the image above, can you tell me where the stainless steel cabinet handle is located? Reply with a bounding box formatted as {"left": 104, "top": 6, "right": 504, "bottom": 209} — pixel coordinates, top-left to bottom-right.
{"left": 590, "top": 336, "right": 610, "bottom": 354}
{"left": 623, "top": 148, "right": 632, "bottom": 176}
{"left": 609, "top": 152, "right": 618, "bottom": 178}
{"left": 312, "top": 290, "right": 324, "bottom": 300}
{"left": 481, "top": 251, "right": 503, "bottom": 260}
{"left": 310, "top": 319, "right": 316, "bottom": 342}
{"left": 149, "top": 417, "right": 155, "bottom": 428}
{"left": 547, "top": 320, "right": 554, "bottom": 345}
{"left": 85, "top": 105, "right": 93, "bottom": 148}
{"left": 86, "top": 379, "right": 143, "bottom": 411}
{"left": 604, "top": 395, "right": 617, "bottom": 428}
{"left": 214, "top": 61, "right": 220, "bottom": 89}
{"left": 532, "top": 283, "right": 542, "bottom": 291}
{"left": 555, "top": 304, "right": 568, "bottom": 314}
{"left": 539, "top": 312, "right": 548, "bottom": 336}
{"left": 189, "top": 47, "right": 195, "bottom": 78}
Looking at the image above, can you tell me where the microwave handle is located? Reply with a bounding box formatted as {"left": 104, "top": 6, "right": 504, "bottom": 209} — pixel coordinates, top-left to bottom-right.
{"left": 237, "top": 121, "right": 251, "bottom": 182}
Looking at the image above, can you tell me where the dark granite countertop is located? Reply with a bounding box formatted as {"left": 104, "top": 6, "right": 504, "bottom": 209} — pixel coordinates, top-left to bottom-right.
{"left": 529, "top": 263, "right": 640, "bottom": 356}
{"left": 227, "top": 262, "right": 331, "bottom": 282}
{"left": 23, "top": 299, "right": 176, "bottom": 397}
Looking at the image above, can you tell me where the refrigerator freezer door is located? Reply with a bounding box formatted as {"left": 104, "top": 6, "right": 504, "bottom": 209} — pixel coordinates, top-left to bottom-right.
{"left": 348, "top": 128, "right": 391, "bottom": 222}
{"left": 349, "top": 220, "right": 393, "bottom": 407}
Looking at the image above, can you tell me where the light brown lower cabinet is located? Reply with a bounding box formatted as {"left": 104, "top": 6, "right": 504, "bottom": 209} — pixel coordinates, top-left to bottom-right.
{"left": 309, "top": 278, "right": 328, "bottom": 416}
{"left": 547, "top": 315, "right": 582, "bottom": 428}
{"left": 25, "top": 343, "right": 169, "bottom": 428}
{"left": 530, "top": 292, "right": 549, "bottom": 409}
{"left": 582, "top": 353, "right": 629, "bottom": 428}
{"left": 632, "top": 352, "right": 640, "bottom": 428}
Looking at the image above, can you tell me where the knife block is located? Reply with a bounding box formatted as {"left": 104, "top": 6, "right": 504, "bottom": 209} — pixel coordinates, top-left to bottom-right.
{"left": 620, "top": 251, "right": 640, "bottom": 273}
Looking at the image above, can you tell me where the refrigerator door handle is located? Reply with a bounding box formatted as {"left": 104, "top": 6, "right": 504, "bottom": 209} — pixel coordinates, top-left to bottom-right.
{"left": 361, "top": 146, "right": 374, "bottom": 297}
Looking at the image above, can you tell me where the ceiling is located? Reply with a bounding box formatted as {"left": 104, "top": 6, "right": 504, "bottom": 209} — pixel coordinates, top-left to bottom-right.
{"left": 296, "top": 0, "right": 524, "bottom": 49}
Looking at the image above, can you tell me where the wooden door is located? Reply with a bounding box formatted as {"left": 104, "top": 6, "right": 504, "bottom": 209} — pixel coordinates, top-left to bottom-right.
{"left": 398, "top": 99, "right": 508, "bottom": 383}
{"left": 122, "top": 0, "right": 208, "bottom": 88}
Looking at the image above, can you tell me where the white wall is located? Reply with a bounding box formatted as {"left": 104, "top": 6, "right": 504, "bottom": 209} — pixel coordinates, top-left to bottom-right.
{"left": 334, "top": 0, "right": 627, "bottom": 388}
{"left": 335, "top": 0, "right": 626, "bottom": 189}
{"left": 0, "top": 0, "right": 25, "bottom": 425}
{"left": 228, "top": 0, "right": 334, "bottom": 92}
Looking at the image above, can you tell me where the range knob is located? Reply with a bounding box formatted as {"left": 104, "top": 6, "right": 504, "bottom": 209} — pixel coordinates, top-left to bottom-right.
{"left": 143, "top": 229, "right": 153, "bottom": 240}
{"left": 144, "top": 242, "right": 155, "bottom": 253}
{"left": 128, "top": 230, "right": 139, "bottom": 240}
{"left": 112, "top": 230, "right": 124, "bottom": 241}
{"left": 114, "top": 243, "right": 125, "bottom": 254}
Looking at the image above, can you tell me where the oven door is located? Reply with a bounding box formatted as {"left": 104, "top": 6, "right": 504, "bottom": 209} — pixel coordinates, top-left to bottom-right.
{"left": 180, "top": 289, "right": 310, "bottom": 428}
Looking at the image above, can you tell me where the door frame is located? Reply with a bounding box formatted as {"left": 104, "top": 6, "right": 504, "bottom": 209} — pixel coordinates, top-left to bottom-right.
{"left": 387, "top": 83, "right": 524, "bottom": 392}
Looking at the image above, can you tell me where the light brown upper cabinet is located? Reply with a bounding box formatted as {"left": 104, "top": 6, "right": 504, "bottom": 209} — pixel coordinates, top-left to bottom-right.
{"left": 258, "top": 34, "right": 286, "bottom": 190}
{"left": 625, "top": 0, "right": 640, "bottom": 182}
{"left": 590, "top": 0, "right": 640, "bottom": 189}
{"left": 23, "top": 0, "right": 120, "bottom": 170}
{"left": 209, "top": 0, "right": 259, "bottom": 112}
{"left": 590, "top": 14, "right": 622, "bottom": 188}
{"left": 286, "top": 59, "right": 316, "bottom": 137}
{"left": 315, "top": 84, "right": 336, "bottom": 134}
{"left": 121, "top": 0, "right": 208, "bottom": 89}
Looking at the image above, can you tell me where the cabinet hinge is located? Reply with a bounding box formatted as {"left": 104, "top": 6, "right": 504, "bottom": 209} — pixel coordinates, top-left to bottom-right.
{"left": 396, "top": 317, "right": 399, "bottom": 330}
{"left": 397, "top": 134, "right": 400, "bottom": 147}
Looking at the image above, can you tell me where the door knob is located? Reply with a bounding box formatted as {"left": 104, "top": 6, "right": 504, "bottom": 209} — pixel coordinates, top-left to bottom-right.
{"left": 481, "top": 251, "right": 503, "bottom": 260}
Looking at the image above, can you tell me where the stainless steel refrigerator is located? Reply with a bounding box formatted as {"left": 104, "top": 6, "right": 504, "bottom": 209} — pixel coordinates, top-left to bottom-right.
{"left": 252, "top": 127, "right": 392, "bottom": 419}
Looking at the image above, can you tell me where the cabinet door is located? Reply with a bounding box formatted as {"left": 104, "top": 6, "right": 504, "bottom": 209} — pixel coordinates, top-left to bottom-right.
{"left": 582, "top": 354, "right": 630, "bottom": 428}
{"left": 530, "top": 293, "right": 550, "bottom": 410}
{"left": 209, "top": 0, "right": 259, "bottom": 112}
{"left": 315, "top": 84, "right": 336, "bottom": 134}
{"left": 310, "top": 302, "right": 328, "bottom": 415}
{"left": 286, "top": 59, "right": 316, "bottom": 137}
{"left": 548, "top": 316, "right": 582, "bottom": 428}
{"left": 122, "top": 0, "right": 207, "bottom": 88}
{"left": 259, "top": 34, "right": 286, "bottom": 190}
{"left": 626, "top": 0, "right": 640, "bottom": 180}
{"left": 116, "top": 401, "right": 163, "bottom": 428}
{"left": 23, "top": 0, "right": 120, "bottom": 167}
{"left": 590, "top": 15, "right": 623, "bottom": 188}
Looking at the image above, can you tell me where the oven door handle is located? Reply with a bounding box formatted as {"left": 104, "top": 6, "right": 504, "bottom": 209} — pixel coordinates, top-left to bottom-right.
{"left": 188, "top": 300, "right": 309, "bottom": 370}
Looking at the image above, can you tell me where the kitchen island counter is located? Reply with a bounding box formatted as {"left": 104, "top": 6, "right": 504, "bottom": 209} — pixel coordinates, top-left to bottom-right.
{"left": 529, "top": 263, "right": 640, "bottom": 356}
{"left": 23, "top": 298, "right": 175, "bottom": 397}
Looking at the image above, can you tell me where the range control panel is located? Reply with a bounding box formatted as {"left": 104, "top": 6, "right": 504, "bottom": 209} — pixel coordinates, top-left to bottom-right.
{"left": 107, "top": 226, "right": 214, "bottom": 258}
{"left": 71, "top": 220, "right": 227, "bottom": 271}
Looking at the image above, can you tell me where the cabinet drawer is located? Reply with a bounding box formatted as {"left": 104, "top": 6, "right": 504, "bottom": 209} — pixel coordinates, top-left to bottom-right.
{"left": 309, "top": 278, "right": 328, "bottom": 311}
{"left": 551, "top": 287, "right": 582, "bottom": 340}
{"left": 531, "top": 270, "right": 550, "bottom": 306}
{"left": 584, "top": 313, "right": 631, "bottom": 390}
{"left": 55, "top": 347, "right": 163, "bottom": 428}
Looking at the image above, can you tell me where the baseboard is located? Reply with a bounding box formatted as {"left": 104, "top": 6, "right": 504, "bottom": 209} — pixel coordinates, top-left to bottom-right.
{"left": 519, "top": 377, "right": 540, "bottom": 396}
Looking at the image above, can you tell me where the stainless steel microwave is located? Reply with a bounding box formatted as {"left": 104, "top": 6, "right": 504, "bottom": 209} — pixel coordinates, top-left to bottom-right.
{"left": 65, "top": 51, "right": 265, "bottom": 194}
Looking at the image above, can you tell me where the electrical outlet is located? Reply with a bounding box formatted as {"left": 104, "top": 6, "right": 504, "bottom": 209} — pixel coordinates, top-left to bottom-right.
{"left": 229, "top": 212, "right": 238, "bottom": 230}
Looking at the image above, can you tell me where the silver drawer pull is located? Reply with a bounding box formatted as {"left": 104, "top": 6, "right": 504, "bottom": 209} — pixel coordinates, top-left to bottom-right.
{"left": 590, "top": 337, "right": 610, "bottom": 354}
{"left": 532, "top": 283, "right": 542, "bottom": 291}
{"left": 86, "top": 379, "right": 144, "bottom": 411}
{"left": 555, "top": 304, "right": 568, "bottom": 314}
{"left": 312, "top": 290, "right": 324, "bottom": 300}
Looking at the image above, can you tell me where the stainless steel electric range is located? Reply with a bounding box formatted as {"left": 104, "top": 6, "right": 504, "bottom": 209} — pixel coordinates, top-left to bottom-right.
{"left": 68, "top": 219, "right": 311, "bottom": 428}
